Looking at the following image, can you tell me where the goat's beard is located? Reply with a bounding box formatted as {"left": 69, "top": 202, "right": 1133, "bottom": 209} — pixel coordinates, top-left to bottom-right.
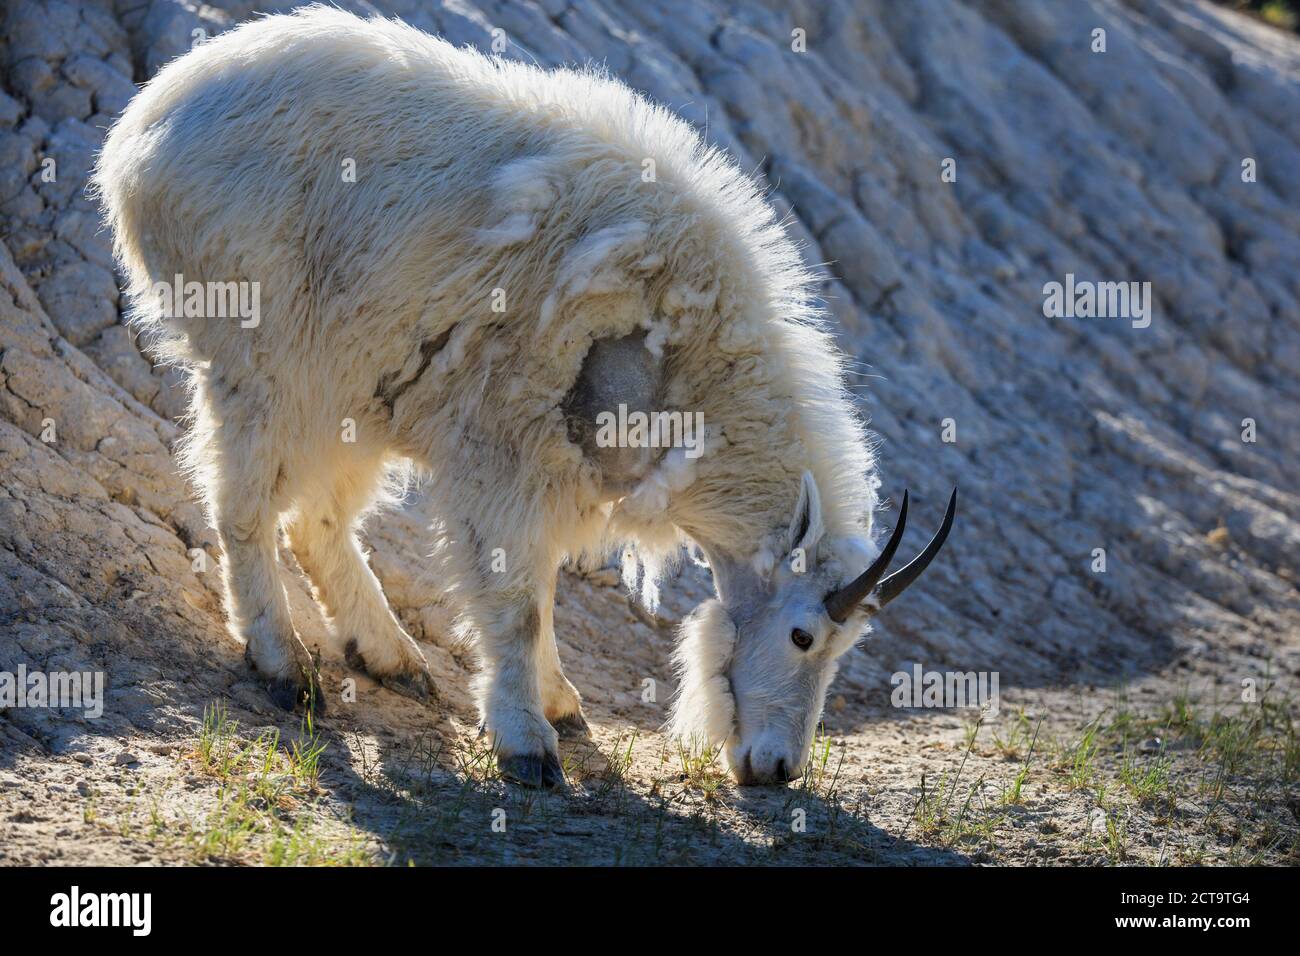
{"left": 667, "top": 599, "right": 737, "bottom": 750}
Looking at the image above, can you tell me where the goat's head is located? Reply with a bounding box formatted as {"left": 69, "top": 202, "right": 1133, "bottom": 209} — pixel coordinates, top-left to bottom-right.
{"left": 670, "top": 471, "right": 956, "bottom": 785}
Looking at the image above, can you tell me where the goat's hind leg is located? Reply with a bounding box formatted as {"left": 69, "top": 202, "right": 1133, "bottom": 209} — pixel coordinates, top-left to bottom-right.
{"left": 284, "top": 454, "right": 435, "bottom": 702}
{"left": 200, "top": 403, "right": 323, "bottom": 713}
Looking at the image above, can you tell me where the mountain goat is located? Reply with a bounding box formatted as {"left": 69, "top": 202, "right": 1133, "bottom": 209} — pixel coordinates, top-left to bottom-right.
{"left": 93, "top": 7, "right": 955, "bottom": 787}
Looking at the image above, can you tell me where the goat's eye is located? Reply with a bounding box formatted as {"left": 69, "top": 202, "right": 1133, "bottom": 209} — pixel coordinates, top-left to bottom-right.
{"left": 791, "top": 628, "right": 814, "bottom": 651}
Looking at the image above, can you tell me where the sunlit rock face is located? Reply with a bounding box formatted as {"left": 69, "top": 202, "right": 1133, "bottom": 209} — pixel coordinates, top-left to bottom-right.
{"left": 0, "top": 0, "right": 1296, "bottom": 758}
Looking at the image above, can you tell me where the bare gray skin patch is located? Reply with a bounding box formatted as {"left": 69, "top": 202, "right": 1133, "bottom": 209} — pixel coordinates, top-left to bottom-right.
{"left": 561, "top": 331, "right": 664, "bottom": 497}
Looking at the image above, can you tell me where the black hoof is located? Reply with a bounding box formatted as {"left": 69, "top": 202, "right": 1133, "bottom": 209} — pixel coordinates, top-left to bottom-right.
{"left": 381, "top": 668, "right": 436, "bottom": 702}
{"left": 551, "top": 712, "right": 591, "bottom": 740}
{"left": 499, "top": 752, "right": 564, "bottom": 789}
{"left": 343, "top": 638, "right": 367, "bottom": 673}
{"left": 344, "top": 639, "right": 435, "bottom": 702}
{"left": 267, "top": 675, "right": 326, "bottom": 715}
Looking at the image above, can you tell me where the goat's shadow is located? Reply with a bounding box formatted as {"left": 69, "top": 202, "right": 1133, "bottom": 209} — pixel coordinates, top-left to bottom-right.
{"left": 314, "top": 719, "right": 971, "bottom": 866}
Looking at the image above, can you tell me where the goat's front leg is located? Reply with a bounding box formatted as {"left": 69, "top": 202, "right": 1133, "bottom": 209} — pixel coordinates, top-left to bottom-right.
{"left": 476, "top": 591, "right": 563, "bottom": 789}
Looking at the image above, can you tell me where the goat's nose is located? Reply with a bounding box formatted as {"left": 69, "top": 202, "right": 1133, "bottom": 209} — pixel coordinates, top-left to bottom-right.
{"left": 729, "top": 750, "right": 756, "bottom": 785}
{"left": 774, "top": 758, "right": 804, "bottom": 783}
{"left": 736, "top": 748, "right": 804, "bottom": 785}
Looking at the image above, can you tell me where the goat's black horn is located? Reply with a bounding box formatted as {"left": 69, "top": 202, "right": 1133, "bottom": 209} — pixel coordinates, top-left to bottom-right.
{"left": 824, "top": 491, "right": 909, "bottom": 623}
{"left": 875, "top": 488, "right": 957, "bottom": 607}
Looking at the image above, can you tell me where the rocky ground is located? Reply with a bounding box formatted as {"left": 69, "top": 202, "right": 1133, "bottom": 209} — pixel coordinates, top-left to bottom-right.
{"left": 1, "top": 0, "right": 1297, "bottom": 866}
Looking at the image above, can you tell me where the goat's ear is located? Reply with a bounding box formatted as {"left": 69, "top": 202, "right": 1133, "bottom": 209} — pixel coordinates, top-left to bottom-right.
{"left": 786, "top": 470, "right": 826, "bottom": 558}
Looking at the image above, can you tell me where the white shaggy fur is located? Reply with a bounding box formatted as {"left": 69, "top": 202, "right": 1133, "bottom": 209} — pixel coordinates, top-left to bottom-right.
{"left": 92, "top": 7, "right": 879, "bottom": 780}
{"left": 668, "top": 601, "right": 737, "bottom": 747}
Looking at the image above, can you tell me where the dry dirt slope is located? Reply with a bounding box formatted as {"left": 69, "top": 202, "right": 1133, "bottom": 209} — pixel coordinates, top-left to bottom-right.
{"left": 0, "top": 0, "right": 1298, "bottom": 865}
